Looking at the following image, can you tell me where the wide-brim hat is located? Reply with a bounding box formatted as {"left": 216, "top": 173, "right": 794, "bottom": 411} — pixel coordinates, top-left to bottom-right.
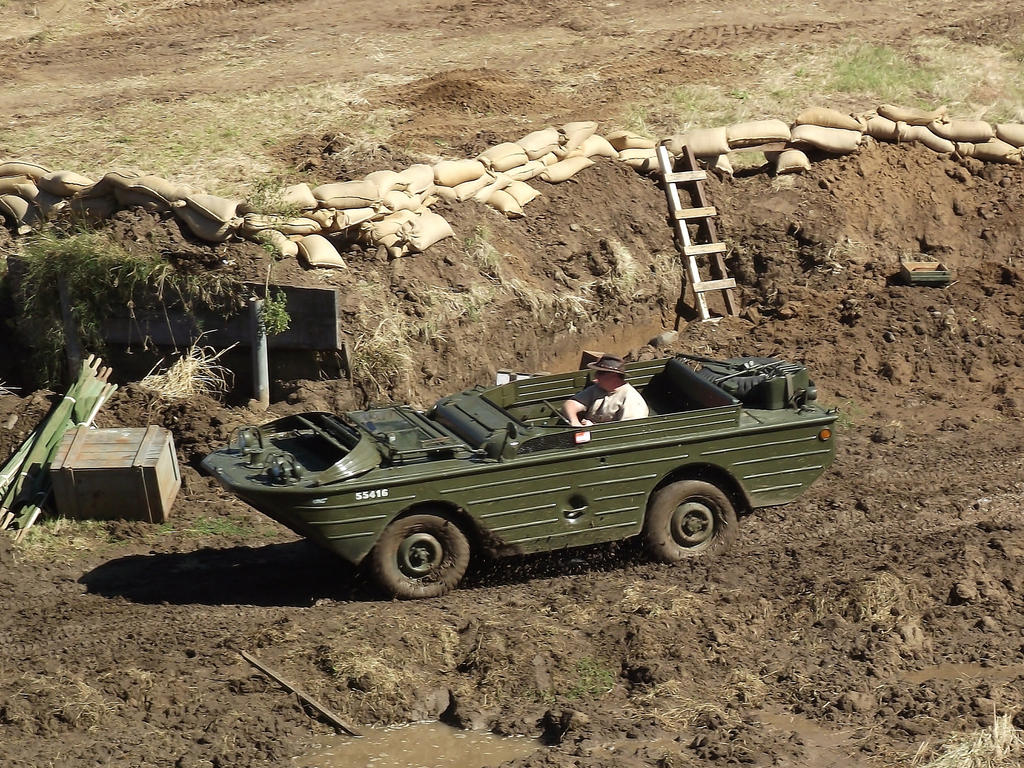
{"left": 587, "top": 354, "right": 627, "bottom": 375}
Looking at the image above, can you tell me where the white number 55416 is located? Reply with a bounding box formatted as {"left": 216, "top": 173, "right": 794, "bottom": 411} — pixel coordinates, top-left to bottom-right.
{"left": 355, "top": 489, "right": 389, "bottom": 501}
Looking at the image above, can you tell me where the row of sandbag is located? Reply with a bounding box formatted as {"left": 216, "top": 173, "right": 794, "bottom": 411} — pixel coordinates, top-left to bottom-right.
{"left": 655, "top": 105, "right": 1024, "bottom": 176}
{"left": 0, "top": 160, "right": 453, "bottom": 265}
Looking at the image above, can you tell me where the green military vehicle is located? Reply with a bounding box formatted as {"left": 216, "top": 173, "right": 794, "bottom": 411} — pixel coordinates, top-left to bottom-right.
{"left": 201, "top": 355, "right": 836, "bottom": 598}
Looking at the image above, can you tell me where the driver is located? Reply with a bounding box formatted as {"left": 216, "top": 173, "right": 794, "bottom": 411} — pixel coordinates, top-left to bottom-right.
{"left": 562, "top": 354, "right": 649, "bottom": 427}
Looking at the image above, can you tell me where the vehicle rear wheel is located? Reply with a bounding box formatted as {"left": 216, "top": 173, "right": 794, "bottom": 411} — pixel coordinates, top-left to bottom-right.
{"left": 370, "top": 513, "right": 471, "bottom": 599}
{"left": 642, "top": 480, "right": 737, "bottom": 563}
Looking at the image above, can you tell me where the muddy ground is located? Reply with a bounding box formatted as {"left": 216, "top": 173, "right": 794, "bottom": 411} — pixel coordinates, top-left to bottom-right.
{"left": 2, "top": 1, "right": 1024, "bottom": 766}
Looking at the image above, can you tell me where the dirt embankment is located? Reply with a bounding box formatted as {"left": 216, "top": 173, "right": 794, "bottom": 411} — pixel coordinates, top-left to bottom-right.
{"left": 1, "top": 139, "right": 1023, "bottom": 768}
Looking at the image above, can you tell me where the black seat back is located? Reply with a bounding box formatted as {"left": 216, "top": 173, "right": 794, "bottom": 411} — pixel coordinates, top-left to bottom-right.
{"left": 644, "top": 358, "right": 740, "bottom": 413}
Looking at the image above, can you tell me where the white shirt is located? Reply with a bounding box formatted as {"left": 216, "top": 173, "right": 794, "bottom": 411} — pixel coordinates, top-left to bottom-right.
{"left": 570, "top": 382, "right": 649, "bottom": 423}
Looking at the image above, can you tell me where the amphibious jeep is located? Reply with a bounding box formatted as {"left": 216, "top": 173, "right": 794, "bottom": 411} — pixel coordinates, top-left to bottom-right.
{"left": 202, "top": 355, "right": 836, "bottom": 598}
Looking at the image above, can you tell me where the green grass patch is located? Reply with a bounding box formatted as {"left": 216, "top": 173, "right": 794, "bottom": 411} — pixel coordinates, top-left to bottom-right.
{"left": 828, "top": 43, "right": 937, "bottom": 102}
{"left": 564, "top": 657, "right": 616, "bottom": 700}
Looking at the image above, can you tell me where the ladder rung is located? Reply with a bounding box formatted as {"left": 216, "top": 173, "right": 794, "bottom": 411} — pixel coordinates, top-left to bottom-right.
{"left": 673, "top": 206, "right": 716, "bottom": 220}
{"left": 664, "top": 170, "right": 708, "bottom": 183}
{"left": 683, "top": 242, "right": 727, "bottom": 257}
{"left": 693, "top": 278, "right": 737, "bottom": 293}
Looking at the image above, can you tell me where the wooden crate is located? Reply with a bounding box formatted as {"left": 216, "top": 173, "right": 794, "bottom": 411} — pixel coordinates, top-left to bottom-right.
{"left": 900, "top": 260, "right": 951, "bottom": 286}
{"left": 50, "top": 426, "right": 181, "bottom": 523}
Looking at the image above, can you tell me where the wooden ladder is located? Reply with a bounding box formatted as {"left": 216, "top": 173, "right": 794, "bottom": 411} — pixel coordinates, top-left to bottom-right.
{"left": 656, "top": 143, "right": 739, "bottom": 322}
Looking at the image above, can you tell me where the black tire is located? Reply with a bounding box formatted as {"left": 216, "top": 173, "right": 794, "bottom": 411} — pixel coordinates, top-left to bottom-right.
{"left": 370, "top": 513, "right": 471, "bottom": 599}
{"left": 642, "top": 480, "right": 738, "bottom": 563}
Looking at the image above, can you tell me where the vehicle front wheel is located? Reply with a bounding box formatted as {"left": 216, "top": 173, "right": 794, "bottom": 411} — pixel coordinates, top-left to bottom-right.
{"left": 370, "top": 513, "right": 471, "bottom": 599}
{"left": 642, "top": 480, "right": 738, "bottom": 563}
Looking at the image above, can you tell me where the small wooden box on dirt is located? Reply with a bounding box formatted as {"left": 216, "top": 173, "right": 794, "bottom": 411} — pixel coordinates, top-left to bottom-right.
{"left": 49, "top": 426, "right": 181, "bottom": 523}
{"left": 900, "top": 260, "right": 951, "bottom": 286}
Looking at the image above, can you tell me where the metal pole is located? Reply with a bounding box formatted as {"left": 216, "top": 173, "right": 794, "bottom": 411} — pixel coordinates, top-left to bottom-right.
{"left": 249, "top": 297, "right": 269, "bottom": 409}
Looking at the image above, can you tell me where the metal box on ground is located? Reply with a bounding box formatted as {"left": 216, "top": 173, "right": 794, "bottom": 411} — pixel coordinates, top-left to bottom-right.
{"left": 900, "top": 260, "right": 951, "bottom": 286}
{"left": 50, "top": 426, "right": 181, "bottom": 523}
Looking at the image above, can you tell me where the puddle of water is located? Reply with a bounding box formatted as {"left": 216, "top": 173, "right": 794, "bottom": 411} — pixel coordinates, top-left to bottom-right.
{"left": 902, "top": 662, "right": 1024, "bottom": 685}
{"left": 294, "top": 721, "right": 540, "bottom": 768}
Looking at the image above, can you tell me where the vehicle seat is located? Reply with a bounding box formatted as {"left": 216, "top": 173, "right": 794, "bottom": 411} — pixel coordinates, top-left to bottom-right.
{"left": 643, "top": 359, "right": 740, "bottom": 413}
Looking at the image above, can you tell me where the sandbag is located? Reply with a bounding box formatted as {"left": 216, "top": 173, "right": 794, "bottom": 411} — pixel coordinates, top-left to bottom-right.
{"left": 381, "top": 189, "right": 420, "bottom": 213}
{"left": 452, "top": 174, "right": 492, "bottom": 201}
{"left": 877, "top": 104, "right": 946, "bottom": 126}
{"left": 312, "top": 179, "right": 379, "bottom": 209}
{"left": 486, "top": 189, "right": 524, "bottom": 218}
{"left": 503, "top": 159, "right": 548, "bottom": 181}
{"left": 366, "top": 210, "right": 418, "bottom": 240}
{"left": 579, "top": 134, "right": 618, "bottom": 158}
{"left": 664, "top": 126, "right": 729, "bottom": 157}
{"left": 182, "top": 193, "right": 240, "bottom": 223}
{"left": 471, "top": 174, "right": 512, "bottom": 204}
{"left": 928, "top": 119, "right": 994, "bottom": 143}
{"left": 896, "top": 123, "right": 955, "bottom": 153}
{"left": 700, "top": 154, "right": 733, "bottom": 177}
{"left": 364, "top": 170, "right": 408, "bottom": 197}
{"left": 297, "top": 234, "right": 346, "bottom": 268}
{"left": 994, "top": 124, "right": 1024, "bottom": 148}
{"left": 258, "top": 229, "right": 300, "bottom": 259}
{"left": 109, "top": 173, "right": 190, "bottom": 202}
{"left": 539, "top": 155, "right": 594, "bottom": 182}
{"left": 114, "top": 186, "right": 173, "bottom": 212}
{"left": 396, "top": 164, "right": 435, "bottom": 194}
{"left": 278, "top": 183, "right": 317, "bottom": 210}
{"left": 69, "top": 194, "right": 118, "bottom": 223}
{"left": 173, "top": 206, "right": 240, "bottom": 243}
{"left": 790, "top": 124, "right": 862, "bottom": 153}
{"left": 37, "top": 170, "right": 95, "bottom": 197}
{"left": 478, "top": 142, "right": 529, "bottom": 173}
{"left": 794, "top": 107, "right": 863, "bottom": 131}
{"left": 0, "top": 175, "right": 37, "bottom": 197}
{"left": 407, "top": 211, "right": 454, "bottom": 252}
{"left": 517, "top": 128, "right": 562, "bottom": 159}
{"left": 34, "top": 190, "right": 68, "bottom": 219}
{"left": 617, "top": 148, "right": 656, "bottom": 172}
{"left": 337, "top": 207, "right": 378, "bottom": 229}
{"left": 307, "top": 209, "right": 338, "bottom": 229}
{"left": 504, "top": 180, "right": 541, "bottom": 207}
{"left": 774, "top": 148, "right": 811, "bottom": 174}
{"left": 726, "top": 119, "right": 791, "bottom": 148}
{"left": 561, "top": 121, "right": 598, "bottom": 152}
{"left": 241, "top": 213, "right": 322, "bottom": 236}
{"left": 865, "top": 115, "right": 899, "bottom": 142}
{"left": 605, "top": 130, "right": 656, "bottom": 151}
{"left": 955, "top": 142, "right": 975, "bottom": 158}
{"left": 433, "top": 185, "right": 457, "bottom": 202}
{"left": 0, "top": 194, "right": 33, "bottom": 225}
{"left": 433, "top": 159, "right": 486, "bottom": 187}
{"left": 969, "top": 138, "right": 1022, "bottom": 164}
{"left": 0, "top": 160, "right": 51, "bottom": 180}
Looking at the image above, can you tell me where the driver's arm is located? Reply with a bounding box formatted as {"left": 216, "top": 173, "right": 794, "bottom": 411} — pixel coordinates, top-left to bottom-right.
{"left": 562, "top": 398, "right": 591, "bottom": 427}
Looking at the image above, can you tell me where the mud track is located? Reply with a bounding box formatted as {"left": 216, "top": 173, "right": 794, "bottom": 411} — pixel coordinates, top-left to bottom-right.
{"left": 1, "top": 1, "right": 1024, "bottom": 766}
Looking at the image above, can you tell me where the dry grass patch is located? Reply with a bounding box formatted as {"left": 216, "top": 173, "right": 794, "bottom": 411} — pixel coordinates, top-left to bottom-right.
{"left": 19, "top": 672, "right": 122, "bottom": 730}
{"left": 813, "top": 572, "right": 923, "bottom": 634}
{"left": 139, "top": 341, "right": 235, "bottom": 401}
{"left": 13, "top": 517, "right": 112, "bottom": 564}
{"left": 913, "top": 714, "right": 1024, "bottom": 768}
{"left": 310, "top": 622, "right": 459, "bottom": 724}
{"left": 3, "top": 84, "right": 401, "bottom": 195}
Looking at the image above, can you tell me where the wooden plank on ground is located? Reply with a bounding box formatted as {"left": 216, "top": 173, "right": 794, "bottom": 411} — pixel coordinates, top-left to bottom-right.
{"left": 240, "top": 650, "right": 362, "bottom": 737}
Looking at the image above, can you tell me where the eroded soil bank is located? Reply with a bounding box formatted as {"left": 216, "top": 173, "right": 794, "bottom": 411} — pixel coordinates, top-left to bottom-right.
{"left": 1, "top": 140, "right": 1023, "bottom": 767}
